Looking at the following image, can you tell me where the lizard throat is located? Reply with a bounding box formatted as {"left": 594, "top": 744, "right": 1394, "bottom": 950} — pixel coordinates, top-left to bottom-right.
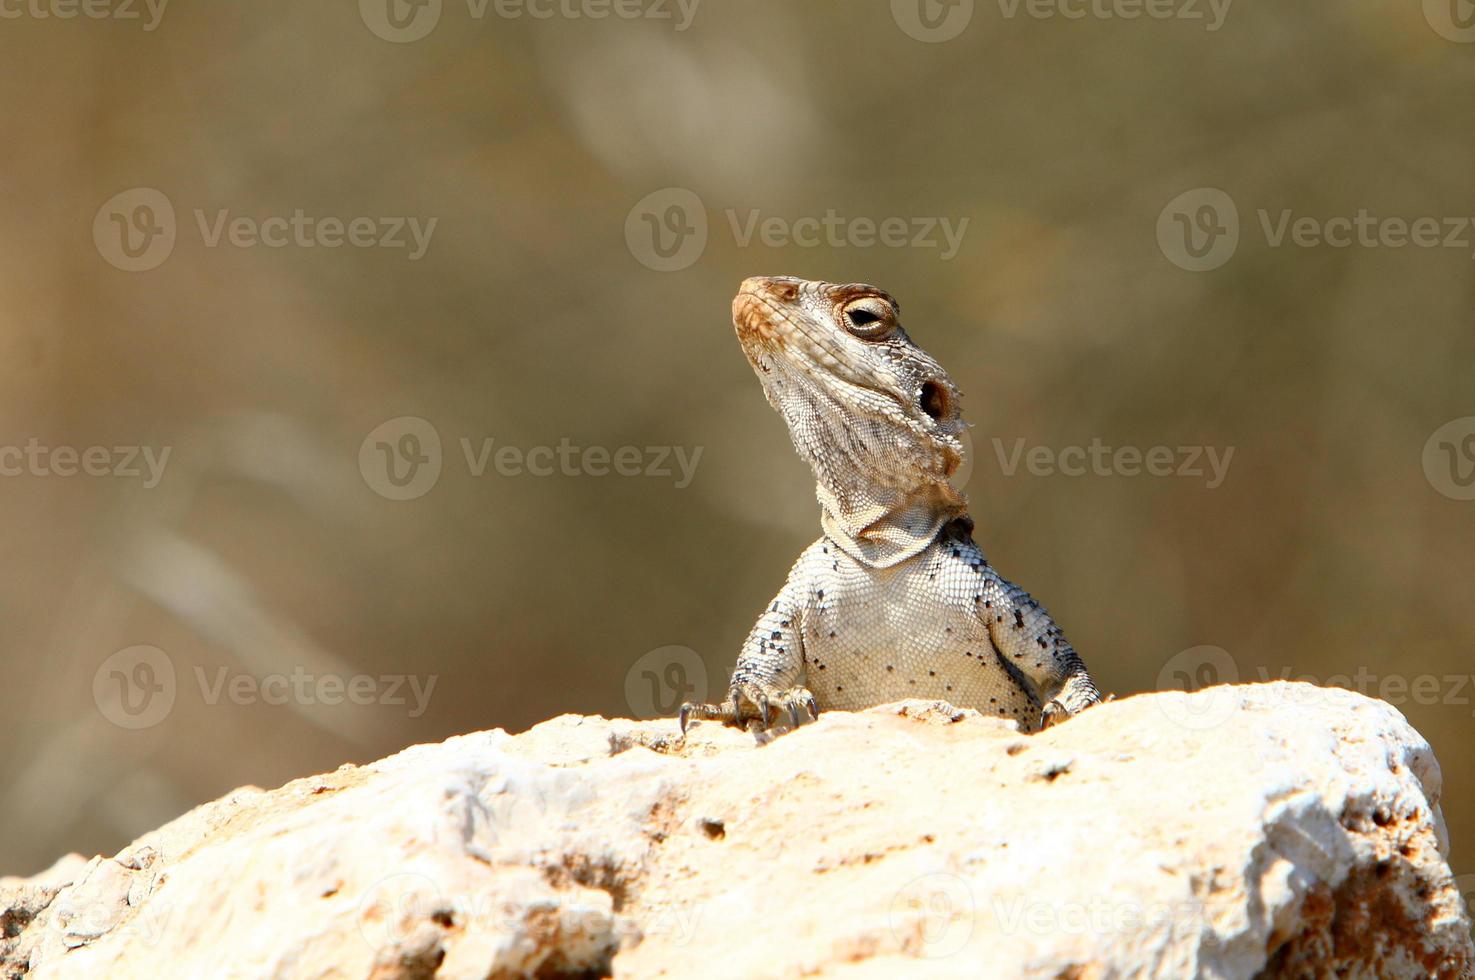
{"left": 818, "top": 479, "right": 968, "bottom": 569}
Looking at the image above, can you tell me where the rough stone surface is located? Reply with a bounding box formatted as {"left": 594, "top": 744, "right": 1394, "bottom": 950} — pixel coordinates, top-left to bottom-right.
{"left": 2, "top": 682, "right": 1471, "bottom": 979}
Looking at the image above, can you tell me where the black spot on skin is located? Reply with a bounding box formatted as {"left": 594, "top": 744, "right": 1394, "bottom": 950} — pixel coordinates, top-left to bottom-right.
{"left": 886, "top": 665, "right": 894, "bottom": 672}
{"left": 836, "top": 685, "right": 844, "bottom": 692}
{"left": 828, "top": 631, "right": 837, "bottom": 639}
{"left": 928, "top": 670, "right": 936, "bottom": 677}
{"left": 1014, "top": 610, "right": 1025, "bottom": 629}
{"left": 1036, "top": 638, "right": 1047, "bottom": 649}
{"left": 771, "top": 631, "right": 782, "bottom": 640}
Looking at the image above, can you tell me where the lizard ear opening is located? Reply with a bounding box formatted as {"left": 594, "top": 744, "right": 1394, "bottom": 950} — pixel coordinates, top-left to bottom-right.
{"left": 920, "top": 381, "right": 949, "bottom": 421}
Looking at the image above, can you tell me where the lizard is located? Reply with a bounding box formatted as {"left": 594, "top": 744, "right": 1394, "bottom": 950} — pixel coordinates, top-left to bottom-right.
{"left": 680, "top": 276, "right": 1103, "bottom": 735}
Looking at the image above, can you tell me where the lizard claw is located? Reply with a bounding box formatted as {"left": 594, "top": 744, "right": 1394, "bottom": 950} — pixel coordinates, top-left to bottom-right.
{"left": 678, "top": 685, "right": 818, "bottom": 733}
{"left": 1039, "top": 700, "right": 1070, "bottom": 730}
{"left": 738, "top": 685, "right": 818, "bottom": 733}
{"left": 1039, "top": 684, "right": 1108, "bottom": 731}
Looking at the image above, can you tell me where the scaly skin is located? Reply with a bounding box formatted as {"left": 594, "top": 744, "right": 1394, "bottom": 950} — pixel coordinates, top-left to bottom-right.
{"left": 681, "top": 276, "right": 1102, "bottom": 735}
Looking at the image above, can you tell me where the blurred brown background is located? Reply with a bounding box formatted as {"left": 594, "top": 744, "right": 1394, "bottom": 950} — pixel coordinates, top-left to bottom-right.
{"left": 0, "top": 0, "right": 1471, "bottom": 891}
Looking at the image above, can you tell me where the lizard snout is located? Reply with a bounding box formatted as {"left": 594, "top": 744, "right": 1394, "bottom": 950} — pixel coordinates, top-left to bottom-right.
{"left": 737, "top": 276, "right": 801, "bottom": 304}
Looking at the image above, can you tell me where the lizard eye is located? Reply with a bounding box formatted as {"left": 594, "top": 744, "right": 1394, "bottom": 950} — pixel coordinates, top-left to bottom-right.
{"left": 840, "top": 297, "right": 896, "bottom": 339}
{"left": 920, "top": 381, "right": 949, "bottom": 420}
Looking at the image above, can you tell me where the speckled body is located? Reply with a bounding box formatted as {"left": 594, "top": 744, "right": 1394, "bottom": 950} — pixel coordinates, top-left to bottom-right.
{"left": 769, "top": 529, "right": 1047, "bottom": 726}
{"left": 681, "top": 276, "right": 1102, "bottom": 734}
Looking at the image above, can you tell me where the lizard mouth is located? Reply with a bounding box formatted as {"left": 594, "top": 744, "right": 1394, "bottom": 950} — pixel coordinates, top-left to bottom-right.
{"left": 732, "top": 286, "right": 908, "bottom": 408}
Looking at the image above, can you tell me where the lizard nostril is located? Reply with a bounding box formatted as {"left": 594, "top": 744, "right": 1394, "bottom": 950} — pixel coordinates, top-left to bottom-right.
{"left": 774, "top": 282, "right": 799, "bottom": 302}
{"left": 920, "top": 381, "right": 948, "bottom": 421}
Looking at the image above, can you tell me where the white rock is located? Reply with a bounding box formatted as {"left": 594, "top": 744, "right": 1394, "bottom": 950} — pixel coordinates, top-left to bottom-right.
{"left": 1, "top": 683, "right": 1470, "bottom": 978}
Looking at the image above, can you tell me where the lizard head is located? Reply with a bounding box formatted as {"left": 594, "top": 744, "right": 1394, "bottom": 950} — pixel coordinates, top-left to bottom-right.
{"left": 732, "top": 275, "right": 969, "bottom": 566}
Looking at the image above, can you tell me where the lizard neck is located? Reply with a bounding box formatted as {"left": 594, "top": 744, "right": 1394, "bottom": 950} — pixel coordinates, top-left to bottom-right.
{"left": 817, "top": 480, "right": 969, "bottom": 569}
